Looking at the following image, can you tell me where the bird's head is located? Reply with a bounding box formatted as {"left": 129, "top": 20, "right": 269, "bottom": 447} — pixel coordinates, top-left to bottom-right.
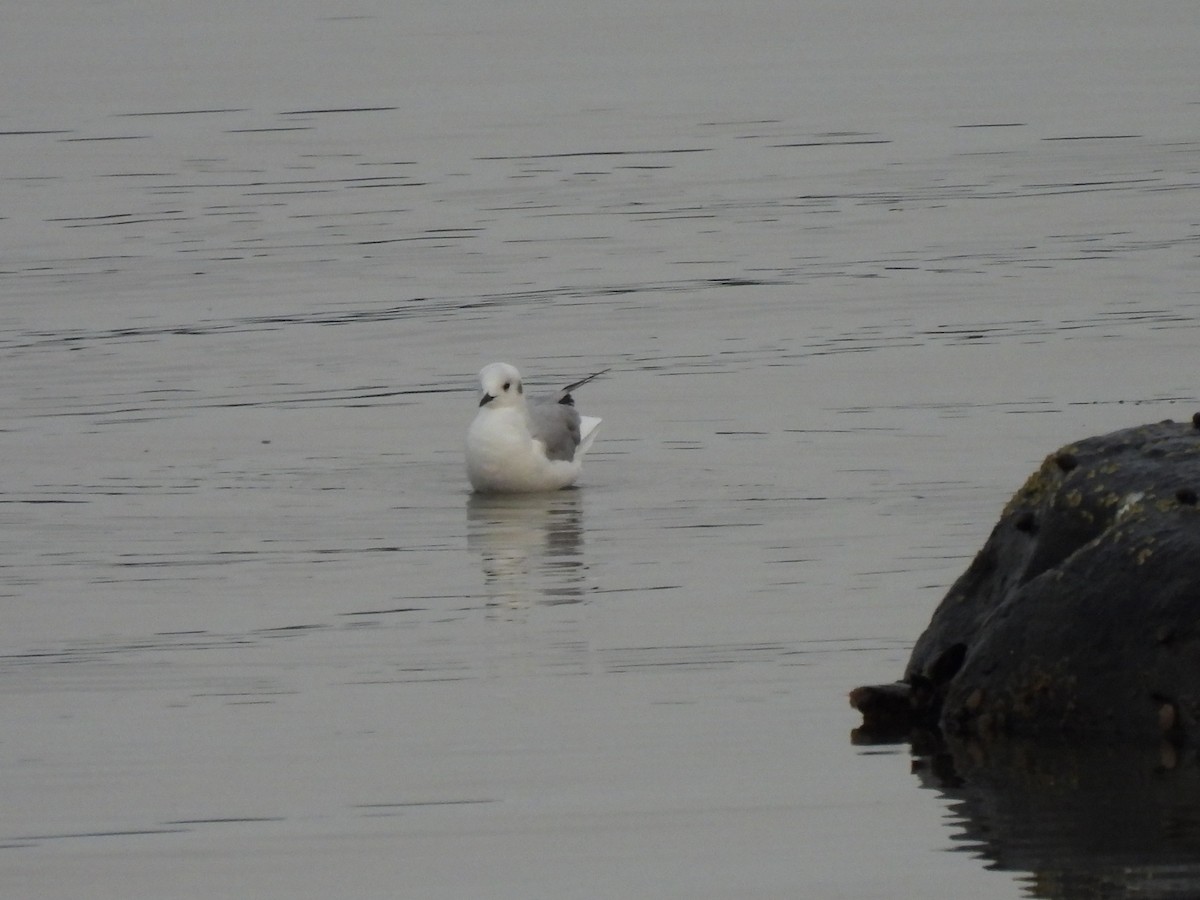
{"left": 477, "top": 362, "right": 524, "bottom": 408}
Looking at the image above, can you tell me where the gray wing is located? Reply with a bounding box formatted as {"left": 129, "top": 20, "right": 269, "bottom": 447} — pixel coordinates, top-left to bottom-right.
{"left": 528, "top": 400, "right": 582, "bottom": 462}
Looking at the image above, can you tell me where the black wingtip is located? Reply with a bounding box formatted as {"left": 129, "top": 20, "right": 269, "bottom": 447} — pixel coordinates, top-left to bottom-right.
{"left": 559, "top": 368, "right": 611, "bottom": 395}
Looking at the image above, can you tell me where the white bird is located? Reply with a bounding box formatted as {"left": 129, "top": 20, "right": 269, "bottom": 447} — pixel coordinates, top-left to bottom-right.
{"left": 466, "top": 362, "right": 607, "bottom": 493}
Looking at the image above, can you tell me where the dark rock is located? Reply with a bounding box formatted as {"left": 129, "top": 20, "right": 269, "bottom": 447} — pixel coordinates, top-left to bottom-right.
{"left": 851, "top": 420, "right": 1200, "bottom": 743}
{"left": 848, "top": 682, "right": 919, "bottom": 742}
{"left": 1053, "top": 451, "right": 1078, "bottom": 473}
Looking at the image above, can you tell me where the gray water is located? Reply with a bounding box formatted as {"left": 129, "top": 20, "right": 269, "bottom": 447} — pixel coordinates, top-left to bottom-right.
{"left": 3, "top": 2, "right": 1199, "bottom": 896}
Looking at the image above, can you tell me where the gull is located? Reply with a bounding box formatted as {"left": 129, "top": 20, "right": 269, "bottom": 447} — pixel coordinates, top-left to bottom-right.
{"left": 466, "top": 362, "right": 607, "bottom": 493}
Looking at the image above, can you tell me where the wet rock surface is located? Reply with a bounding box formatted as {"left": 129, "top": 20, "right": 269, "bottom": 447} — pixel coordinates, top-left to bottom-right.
{"left": 853, "top": 418, "right": 1200, "bottom": 743}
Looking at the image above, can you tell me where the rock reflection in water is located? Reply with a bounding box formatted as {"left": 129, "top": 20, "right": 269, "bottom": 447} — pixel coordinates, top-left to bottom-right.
{"left": 911, "top": 734, "right": 1200, "bottom": 899}
{"left": 466, "top": 491, "right": 588, "bottom": 608}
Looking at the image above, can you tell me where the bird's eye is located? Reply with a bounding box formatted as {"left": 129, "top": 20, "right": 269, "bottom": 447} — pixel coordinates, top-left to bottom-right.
{"left": 502, "top": 381, "right": 511, "bottom": 391}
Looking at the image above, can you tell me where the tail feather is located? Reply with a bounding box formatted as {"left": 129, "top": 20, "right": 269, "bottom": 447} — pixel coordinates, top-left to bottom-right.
{"left": 576, "top": 415, "right": 602, "bottom": 459}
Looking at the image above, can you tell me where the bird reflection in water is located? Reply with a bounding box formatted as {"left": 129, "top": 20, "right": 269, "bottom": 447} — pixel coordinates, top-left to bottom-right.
{"left": 466, "top": 490, "right": 588, "bottom": 608}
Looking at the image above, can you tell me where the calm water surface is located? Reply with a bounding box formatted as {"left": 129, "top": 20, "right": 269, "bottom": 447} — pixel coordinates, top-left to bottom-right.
{"left": 3, "top": 2, "right": 1199, "bottom": 896}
